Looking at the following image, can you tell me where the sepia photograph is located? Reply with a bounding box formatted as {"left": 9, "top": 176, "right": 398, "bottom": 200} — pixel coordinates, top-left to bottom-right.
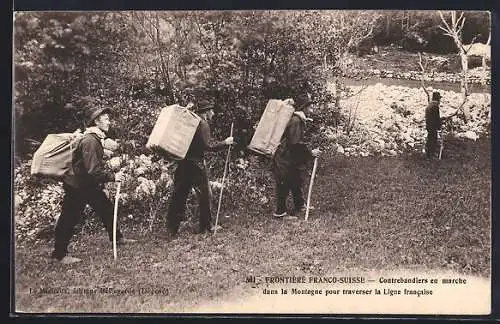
{"left": 12, "top": 9, "right": 491, "bottom": 315}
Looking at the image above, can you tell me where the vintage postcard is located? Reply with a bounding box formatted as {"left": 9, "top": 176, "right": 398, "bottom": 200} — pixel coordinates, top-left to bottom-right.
{"left": 12, "top": 9, "right": 491, "bottom": 315}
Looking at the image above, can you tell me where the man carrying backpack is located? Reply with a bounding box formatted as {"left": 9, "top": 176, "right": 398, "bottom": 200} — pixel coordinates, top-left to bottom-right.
{"left": 51, "top": 106, "right": 136, "bottom": 265}
{"left": 165, "top": 99, "right": 234, "bottom": 237}
{"left": 272, "top": 95, "right": 321, "bottom": 218}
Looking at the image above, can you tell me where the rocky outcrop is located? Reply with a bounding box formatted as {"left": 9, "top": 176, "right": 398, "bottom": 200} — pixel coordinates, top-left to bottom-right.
{"left": 323, "top": 84, "right": 490, "bottom": 157}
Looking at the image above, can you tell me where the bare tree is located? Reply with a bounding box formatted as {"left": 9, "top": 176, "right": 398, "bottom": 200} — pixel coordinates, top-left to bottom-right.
{"left": 482, "top": 19, "right": 491, "bottom": 104}
{"left": 438, "top": 11, "right": 472, "bottom": 121}
{"left": 418, "top": 52, "right": 431, "bottom": 104}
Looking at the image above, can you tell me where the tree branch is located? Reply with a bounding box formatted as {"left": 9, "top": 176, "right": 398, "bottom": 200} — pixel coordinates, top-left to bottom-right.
{"left": 132, "top": 12, "right": 155, "bottom": 42}
{"left": 362, "top": 23, "right": 375, "bottom": 40}
{"left": 418, "top": 52, "right": 430, "bottom": 103}
{"left": 193, "top": 15, "right": 215, "bottom": 69}
{"left": 341, "top": 84, "right": 368, "bottom": 99}
{"left": 456, "top": 12, "right": 465, "bottom": 29}
{"left": 437, "top": 26, "right": 453, "bottom": 37}
{"left": 442, "top": 95, "right": 468, "bottom": 121}
{"left": 463, "top": 35, "right": 479, "bottom": 54}
{"left": 438, "top": 11, "right": 453, "bottom": 32}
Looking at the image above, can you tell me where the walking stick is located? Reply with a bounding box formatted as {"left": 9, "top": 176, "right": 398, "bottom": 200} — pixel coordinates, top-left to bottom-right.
{"left": 438, "top": 132, "right": 444, "bottom": 160}
{"left": 214, "top": 122, "right": 234, "bottom": 235}
{"left": 113, "top": 181, "right": 122, "bottom": 260}
{"left": 305, "top": 157, "right": 318, "bottom": 221}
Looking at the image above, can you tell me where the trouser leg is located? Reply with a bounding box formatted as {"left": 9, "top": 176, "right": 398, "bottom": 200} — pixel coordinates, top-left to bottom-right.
{"left": 192, "top": 164, "right": 212, "bottom": 232}
{"left": 426, "top": 130, "right": 437, "bottom": 158}
{"left": 290, "top": 168, "right": 305, "bottom": 210}
{"left": 166, "top": 163, "right": 192, "bottom": 235}
{"left": 52, "top": 185, "right": 85, "bottom": 260}
{"left": 274, "top": 173, "right": 290, "bottom": 214}
{"left": 87, "top": 186, "right": 123, "bottom": 241}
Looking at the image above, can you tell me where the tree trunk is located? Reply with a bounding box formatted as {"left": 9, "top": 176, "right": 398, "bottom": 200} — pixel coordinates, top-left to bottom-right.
{"left": 482, "top": 56, "right": 488, "bottom": 104}
{"left": 386, "top": 14, "right": 390, "bottom": 38}
{"left": 458, "top": 46, "right": 470, "bottom": 121}
{"left": 483, "top": 32, "right": 491, "bottom": 104}
{"left": 155, "top": 13, "right": 175, "bottom": 104}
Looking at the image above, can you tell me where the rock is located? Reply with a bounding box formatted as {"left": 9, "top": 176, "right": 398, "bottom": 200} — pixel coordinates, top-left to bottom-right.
{"left": 376, "top": 139, "right": 385, "bottom": 147}
{"left": 458, "top": 131, "right": 479, "bottom": 141}
{"left": 402, "top": 133, "right": 413, "bottom": 143}
{"left": 134, "top": 166, "right": 146, "bottom": 176}
{"left": 15, "top": 195, "right": 23, "bottom": 209}
{"left": 336, "top": 145, "right": 345, "bottom": 154}
{"left": 336, "top": 83, "right": 489, "bottom": 157}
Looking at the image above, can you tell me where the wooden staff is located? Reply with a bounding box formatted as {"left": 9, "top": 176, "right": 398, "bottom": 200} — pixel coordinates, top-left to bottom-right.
{"left": 305, "top": 157, "right": 318, "bottom": 221}
{"left": 113, "top": 181, "right": 122, "bottom": 260}
{"left": 438, "top": 132, "right": 444, "bottom": 160}
{"left": 214, "top": 122, "right": 234, "bottom": 235}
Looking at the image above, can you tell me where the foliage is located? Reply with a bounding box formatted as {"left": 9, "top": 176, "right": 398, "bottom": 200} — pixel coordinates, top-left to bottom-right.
{"left": 14, "top": 12, "right": 139, "bottom": 155}
{"left": 371, "top": 10, "right": 490, "bottom": 53}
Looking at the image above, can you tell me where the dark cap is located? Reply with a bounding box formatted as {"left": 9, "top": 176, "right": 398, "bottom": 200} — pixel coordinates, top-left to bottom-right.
{"left": 194, "top": 99, "right": 215, "bottom": 114}
{"left": 432, "top": 92, "right": 442, "bottom": 101}
{"left": 295, "top": 95, "right": 313, "bottom": 111}
{"left": 86, "top": 106, "right": 111, "bottom": 124}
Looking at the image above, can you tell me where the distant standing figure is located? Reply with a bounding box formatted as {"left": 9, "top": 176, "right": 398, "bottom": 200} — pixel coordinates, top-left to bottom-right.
{"left": 425, "top": 92, "right": 441, "bottom": 159}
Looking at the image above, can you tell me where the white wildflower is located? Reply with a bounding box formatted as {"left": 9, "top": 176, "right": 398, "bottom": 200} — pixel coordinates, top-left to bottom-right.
{"left": 134, "top": 167, "right": 147, "bottom": 176}
{"left": 210, "top": 181, "right": 223, "bottom": 190}
{"left": 107, "top": 157, "right": 122, "bottom": 171}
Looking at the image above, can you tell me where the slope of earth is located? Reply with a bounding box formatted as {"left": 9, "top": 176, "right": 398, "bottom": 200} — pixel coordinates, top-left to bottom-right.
{"left": 324, "top": 83, "right": 490, "bottom": 157}
{"left": 15, "top": 136, "right": 490, "bottom": 313}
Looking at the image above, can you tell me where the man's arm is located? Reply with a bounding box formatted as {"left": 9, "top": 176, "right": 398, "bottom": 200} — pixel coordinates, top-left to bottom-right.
{"left": 436, "top": 106, "right": 441, "bottom": 130}
{"left": 287, "top": 119, "right": 313, "bottom": 162}
{"left": 80, "top": 136, "right": 115, "bottom": 184}
{"left": 199, "top": 121, "right": 226, "bottom": 152}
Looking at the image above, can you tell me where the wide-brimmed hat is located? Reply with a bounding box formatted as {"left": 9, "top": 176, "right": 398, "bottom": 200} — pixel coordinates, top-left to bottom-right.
{"left": 86, "top": 106, "right": 111, "bottom": 124}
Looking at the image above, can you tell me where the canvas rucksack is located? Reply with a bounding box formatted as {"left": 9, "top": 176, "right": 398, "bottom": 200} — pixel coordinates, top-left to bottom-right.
{"left": 30, "top": 131, "right": 84, "bottom": 186}
{"left": 248, "top": 99, "right": 295, "bottom": 156}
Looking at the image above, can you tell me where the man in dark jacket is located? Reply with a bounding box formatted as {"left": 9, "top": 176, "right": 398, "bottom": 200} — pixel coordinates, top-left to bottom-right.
{"left": 166, "top": 100, "right": 234, "bottom": 236}
{"left": 51, "top": 106, "right": 136, "bottom": 265}
{"left": 272, "top": 95, "right": 320, "bottom": 218}
{"left": 425, "top": 92, "right": 442, "bottom": 159}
